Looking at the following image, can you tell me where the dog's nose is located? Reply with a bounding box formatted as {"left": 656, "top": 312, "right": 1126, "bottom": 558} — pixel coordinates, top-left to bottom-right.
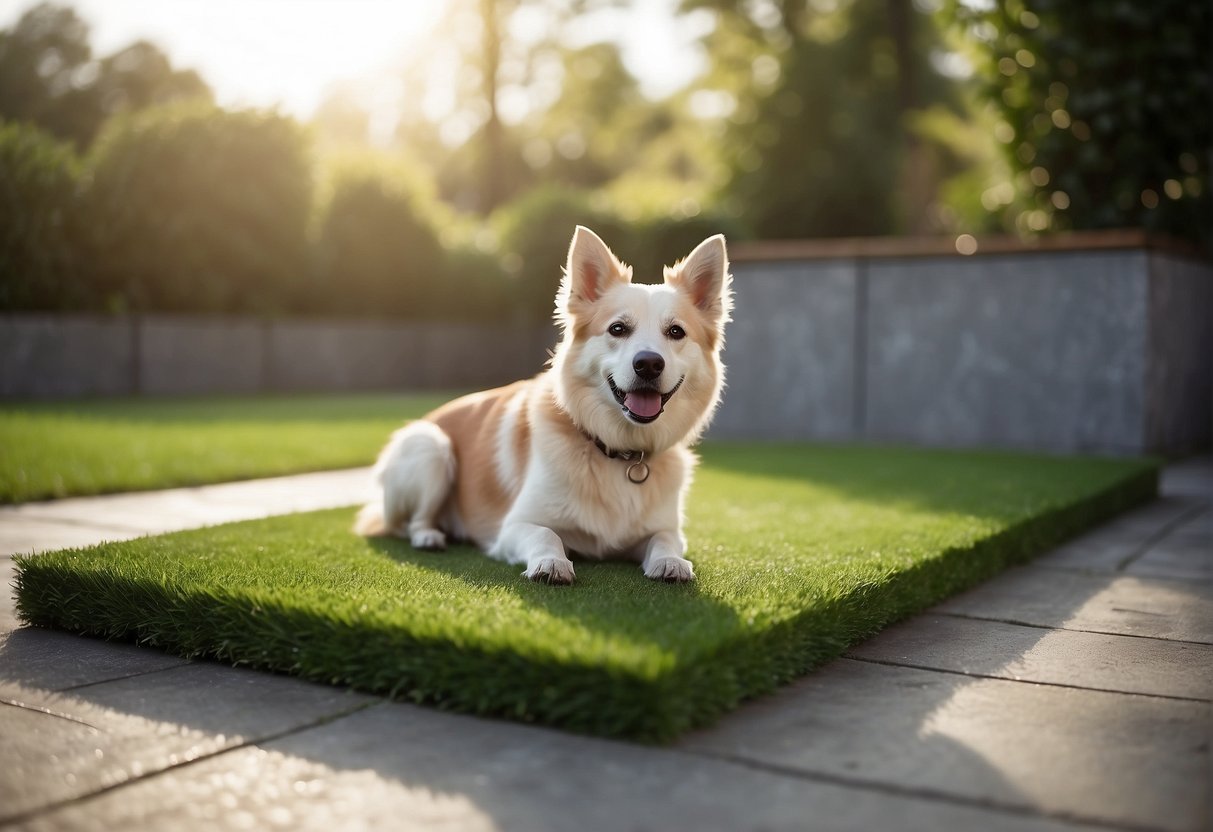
{"left": 633, "top": 351, "right": 665, "bottom": 381}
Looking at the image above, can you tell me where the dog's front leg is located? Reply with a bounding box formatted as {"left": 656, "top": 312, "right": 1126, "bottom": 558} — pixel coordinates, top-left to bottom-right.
{"left": 492, "top": 522, "right": 576, "bottom": 585}
{"left": 640, "top": 530, "right": 695, "bottom": 583}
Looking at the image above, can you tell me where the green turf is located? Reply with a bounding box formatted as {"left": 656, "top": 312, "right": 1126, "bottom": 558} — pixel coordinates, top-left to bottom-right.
{"left": 0, "top": 393, "right": 453, "bottom": 503}
{"left": 14, "top": 444, "right": 1156, "bottom": 742}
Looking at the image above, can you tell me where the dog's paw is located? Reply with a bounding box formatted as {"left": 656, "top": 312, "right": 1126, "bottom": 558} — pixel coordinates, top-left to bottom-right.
{"left": 409, "top": 528, "right": 447, "bottom": 551}
{"left": 525, "top": 557, "right": 576, "bottom": 585}
{"left": 644, "top": 557, "right": 695, "bottom": 583}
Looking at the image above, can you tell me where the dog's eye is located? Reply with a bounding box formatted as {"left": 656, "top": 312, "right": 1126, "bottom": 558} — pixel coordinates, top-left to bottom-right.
{"left": 667, "top": 324, "right": 686, "bottom": 341}
{"left": 608, "top": 322, "right": 630, "bottom": 337}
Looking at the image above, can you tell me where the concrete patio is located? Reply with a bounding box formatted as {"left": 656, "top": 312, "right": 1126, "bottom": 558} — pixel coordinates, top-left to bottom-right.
{"left": 1, "top": 458, "right": 1209, "bottom": 831}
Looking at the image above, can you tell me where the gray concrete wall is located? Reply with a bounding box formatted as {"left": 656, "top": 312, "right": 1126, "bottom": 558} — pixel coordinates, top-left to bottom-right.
{"left": 713, "top": 260, "right": 857, "bottom": 439}
{"left": 1145, "top": 253, "right": 1213, "bottom": 455}
{"left": 140, "top": 317, "right": 264, "bottom": 396}
{"left": 3, "top": 242, "right": 1208, "bottom": 456}
{"left": 0, "top": 315, "right": 135, "bottom": 398}
{"left": 863, "top": 251, "right": 1149, "bottom": 453}
{"left": 264, "top": 320, "right": 553, "bottom": 392}
{"left": 0, "top": 316, "right": 555, "bottom": 399}
{"left": 710, "top": 246, "right": 1211, "bottom": 456}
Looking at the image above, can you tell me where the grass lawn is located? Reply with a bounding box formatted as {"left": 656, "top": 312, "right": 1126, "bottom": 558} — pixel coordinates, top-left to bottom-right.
{"left": 0, "top": 393, "right": 454, "bottom": 503}
{"left": 15, "top": 444, "right": 1155, "bottom": 742}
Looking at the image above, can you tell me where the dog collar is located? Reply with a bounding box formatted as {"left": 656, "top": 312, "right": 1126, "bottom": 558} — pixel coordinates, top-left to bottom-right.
{"left": 583, "top": 432, "right": 650, "bottom": 484}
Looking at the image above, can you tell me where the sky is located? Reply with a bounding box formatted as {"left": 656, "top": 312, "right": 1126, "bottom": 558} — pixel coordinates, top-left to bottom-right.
{"left": 0, "top": 0, "right": 709, "bottom": 121}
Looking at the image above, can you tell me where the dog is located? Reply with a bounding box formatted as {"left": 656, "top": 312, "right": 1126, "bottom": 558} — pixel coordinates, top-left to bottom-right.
{"left": 354, "top": 226, "right": 731, "bottom": 584}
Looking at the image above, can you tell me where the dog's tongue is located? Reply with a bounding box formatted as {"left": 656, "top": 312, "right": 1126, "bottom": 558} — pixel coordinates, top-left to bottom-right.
{"left": 625, "top": 390, "right": 662, "bottom": 418}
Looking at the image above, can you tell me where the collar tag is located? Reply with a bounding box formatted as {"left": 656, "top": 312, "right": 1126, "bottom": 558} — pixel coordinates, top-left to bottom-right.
{"left": 584, "top": 431, "right": 648, "bottom": 482}
{"left": 627, "top": 453, "right": 650, "bottom": 484}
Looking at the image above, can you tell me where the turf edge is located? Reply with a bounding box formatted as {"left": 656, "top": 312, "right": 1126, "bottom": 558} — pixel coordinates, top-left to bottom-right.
{"left": 12, "top": 465, "right": 1157, "bottom": 743}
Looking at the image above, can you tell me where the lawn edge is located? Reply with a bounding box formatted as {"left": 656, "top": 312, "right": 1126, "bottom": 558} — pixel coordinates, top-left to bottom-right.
{"left": 656, "top": 461, "right": 1159, "bottom": 740}
{"left": 12, "top": 461, "right": 1158, "bottom": 743}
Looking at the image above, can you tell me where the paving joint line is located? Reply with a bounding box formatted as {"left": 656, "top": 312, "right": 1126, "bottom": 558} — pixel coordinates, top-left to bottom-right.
{"left": 1114, "top": 501, "right": 1209, "bottom": 572}
{"left": 57, "top": 660, "right": 194, "bottom": 693}
{"left": 0, "top": 697, "right": 101, "bottom": 731}
{"left": 932, "top": 611, "right": 1213, "bottom": 646}
{"left": 0, "top": 698, "right": 387, "bottom": 828}
{"left": 839, "top": 655, "right": 1212, "bottom": 704}
{"left": 671, "top": 745, "right": 1164, "bottom": 832}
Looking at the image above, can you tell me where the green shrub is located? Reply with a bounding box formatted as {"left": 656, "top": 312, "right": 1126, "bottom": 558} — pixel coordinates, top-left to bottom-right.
{"left": 85, "top": 102, "right": 311, "bottom": 313}
{"left": 634, "top": 213, "right": 750, "bottom": 281}
{"left": 435, "top": 239, "right": 512, "bottom": 323}
{"left": 941, "top": 0, "right": 1211, "bottom": 242}
{"left": 0, "top": 120, "right": 89, "bottom": 310}
{"left": 493, "top": 185, "right": 631, "bottom": 321}
{"left": 312, "top": 153, "right": 447, "bottom": 318}
{"left": 493, "top": 186, "right": 748, "bottom": 317}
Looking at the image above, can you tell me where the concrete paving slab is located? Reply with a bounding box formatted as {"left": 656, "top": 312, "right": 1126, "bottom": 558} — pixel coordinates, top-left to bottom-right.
{"left": 847, "top": 614, "right": 1213, "bottom": 700}
{"left": 0, "top": 662, "right": 374, "bottom": 823}
{"left": 20, "top": 700, "right": 1115, "bottom": 832}
{"left": 0, "top": 628, "right": 187, "bottom": 692}
{"left": 933, "top": 565, "right": 1213, "bottom": 643}
{"left": 1125, "top": 506, "right": 1212, "bottom": 581}
{"left": 1033, "top": 496, "right": 1204, "bottom": 572}
{"left": 0, "top": 468, "right": 373, "bottom": 556}
{"left": 0, "top": 517, "right": 147, "bottom": 558}
{"left": 1161, "top": 456, "right": 1213, "bottom": 499}
{"left": 2, "top": 458, "right": 1208, "bottom": 831}
{"left": 682, "top": 659, "right": 1211, "bottom": 832}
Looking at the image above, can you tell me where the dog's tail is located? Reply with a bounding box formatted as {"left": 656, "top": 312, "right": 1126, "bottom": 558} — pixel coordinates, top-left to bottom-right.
{"left": 352, "top": 420, "right": 455, "bottom": 541}
{"left": 353, "top": 499, "right": 388, "bottom": 536}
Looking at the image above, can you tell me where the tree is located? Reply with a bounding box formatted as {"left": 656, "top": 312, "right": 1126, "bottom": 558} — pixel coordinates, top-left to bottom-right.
{"left": 0, "top": 3, "right": 96, "bottom": 146}
{"left": 0, "top": 119, "right": 89, "bottom": 310}
{"left": 940, "top": 0, "right": 1211, "bottom": 243}
{"left": 86, "top": 103, "right": 311, "bottom": 313}
{"left": 313, "top": 153, "right": 447, "bottom": 318}
{"left": 684, "top": 0, "right": 955, "bottom": 239}
{"left": 0, "top": 3, "right": 211, "bottom": 149}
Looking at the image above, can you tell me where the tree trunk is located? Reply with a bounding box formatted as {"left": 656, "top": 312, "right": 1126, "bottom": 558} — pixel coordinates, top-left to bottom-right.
{"left": 480, "top": 0, "right": 504, "bottom": 214}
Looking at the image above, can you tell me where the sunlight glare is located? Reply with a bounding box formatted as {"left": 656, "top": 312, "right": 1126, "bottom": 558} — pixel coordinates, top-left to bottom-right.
{"left": 53, "top": 0, "right": 448, "bottom": 118}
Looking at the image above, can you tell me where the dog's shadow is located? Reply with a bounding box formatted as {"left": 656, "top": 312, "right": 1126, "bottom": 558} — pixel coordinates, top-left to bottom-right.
{"left": 365, "top": 536, "right": 744, "bottom": 659}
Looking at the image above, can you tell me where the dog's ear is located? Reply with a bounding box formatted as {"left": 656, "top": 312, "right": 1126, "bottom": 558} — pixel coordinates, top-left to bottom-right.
{"left": 665, "top": 234, "right": 732, "bottom": 328}
{"left": 558, "top": 226, "right": 631, "bottom": 321}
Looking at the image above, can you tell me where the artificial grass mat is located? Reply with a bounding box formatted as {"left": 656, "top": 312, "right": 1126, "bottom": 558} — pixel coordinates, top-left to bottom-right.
{"left": 0, "top": 393, "right": 453, "bottom": 503}
{"left": 15, "top": 444, "right": 1156, "bottom": 742}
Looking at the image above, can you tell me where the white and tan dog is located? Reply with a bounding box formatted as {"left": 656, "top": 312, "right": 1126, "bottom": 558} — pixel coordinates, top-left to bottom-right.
{"left": 355, "top": 226, "right": 731, "bottom": 584}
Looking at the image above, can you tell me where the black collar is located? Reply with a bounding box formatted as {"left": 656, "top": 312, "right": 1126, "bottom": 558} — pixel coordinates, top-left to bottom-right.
{"left": 583, "top": 431, "right": 643, "bottom": 461}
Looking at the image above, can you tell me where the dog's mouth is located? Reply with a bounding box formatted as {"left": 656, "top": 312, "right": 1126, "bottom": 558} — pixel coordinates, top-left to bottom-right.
{"left": 607, "top": 375, "right": 685, "bottom": 424}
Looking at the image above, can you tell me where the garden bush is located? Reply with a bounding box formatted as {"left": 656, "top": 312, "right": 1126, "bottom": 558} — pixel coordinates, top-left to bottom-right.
{"left": 493, "top": 185, "right": 631, "bottom": 321}
{"left": 942, "top": 0, "right": 1211, "bottom": 242}
{"left": 85, "top": 101, "right": 311, "bottom": 313}
{"left": 0, "top": 120, "right": 90, "bottom": 310}
{"left": 633, "top": 213, "right": 750, "bottom": 281}
{"left": 312, "top": 152, "right": 447, "bottom": 318}
{"left": 434, "top": 238, "right": 513, "bottom": 323}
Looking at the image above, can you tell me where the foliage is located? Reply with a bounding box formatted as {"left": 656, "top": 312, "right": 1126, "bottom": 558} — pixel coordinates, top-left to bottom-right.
{"left": 312, "top": 151, "right": 448, "bottom": 318}
{"left": 0, "top": 3, "right": 211, "bottom": 149}
{"left": 940, "top": 0, "right": 1211, "bottom": 242}
{"left": 689, "top": 0, "right": 956, "bottom": 239}
{"left": 493, "top": 184, "right": 629, "bottom": 320}
{"left": 0, "top": 119, "right": 89, "bottom": 309}
{"left": 437, "top": 237, "right": 513, "bottom": 322}
{"left": 15, "top": 444, "right": 1156, "bottom": 740}
{"left": 85, "top": 102, "right": 312, "bottom": 314}
{"left": 0, "top": 393, "right": 451, "bottom": 502}
{"left": 633, "top": 212, "right": 750, "bottom": 280}
{"left": 8, "top": 0, "right": 1202, "bottom": 319}
{"left": 491, "top": 184, "right": 745, "bottom": 321}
